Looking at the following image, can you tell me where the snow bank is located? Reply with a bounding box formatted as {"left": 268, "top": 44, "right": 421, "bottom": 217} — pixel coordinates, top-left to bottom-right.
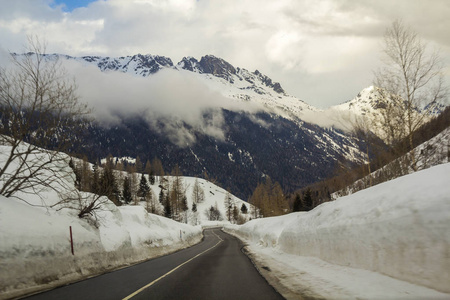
{"left": 226, "top": 163, "right": 450, "bottom": 297}
{"left": 0, "top": 196, "right": 202, "bottom": 299}
{"left": 0, "top": 144, "right": 203, "bottom": 299}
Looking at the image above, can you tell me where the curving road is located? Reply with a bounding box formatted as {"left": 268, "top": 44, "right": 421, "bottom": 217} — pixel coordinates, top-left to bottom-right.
{"left": 24, "top": 228, "right": 283, "bottom": 300}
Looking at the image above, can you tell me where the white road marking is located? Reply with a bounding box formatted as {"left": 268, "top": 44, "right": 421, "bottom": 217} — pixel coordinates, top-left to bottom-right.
{"left": 122, "top": 230, "right": 223, "bottom": 300}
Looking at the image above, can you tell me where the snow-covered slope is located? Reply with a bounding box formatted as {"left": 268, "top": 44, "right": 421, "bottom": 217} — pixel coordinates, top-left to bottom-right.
{"left": 225, "top": 163, "right": 450, "bottom": 298}
{"left": 330, "top": 86, "right": 384, "bottom": 116}
{"left": 123, "top": 174, "right": 253, "bottom": 226}
{"left": 79, "top": 155, "right": 253, "bottom": 225}
{"left": 334, "top": 125, "right": 450, "bottom": 198}
{"left": 0, "top": 143, "right": 213, "bottom": 299}
{"left": 170, "top": 176, "right": 252, "bottom": 225}
{"left": 328, "top": 85, "right": 446, "bottom": 140}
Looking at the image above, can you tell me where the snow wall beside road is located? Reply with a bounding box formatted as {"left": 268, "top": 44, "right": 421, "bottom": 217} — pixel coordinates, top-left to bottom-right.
{"left": 226, "top": 163, "right": 450, "bottom": 293}
{"left": 0, "top": 196, "right": 202, "bottom": 299}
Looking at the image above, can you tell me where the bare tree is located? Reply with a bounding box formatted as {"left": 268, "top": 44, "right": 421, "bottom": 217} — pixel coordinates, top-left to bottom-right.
{"left": 54, "top": 191, "right": 110, "bottom": 227}
{"left": 224, "top": 189, "right": 234, "bottom": 222}
{"left": 191, "top": 178, "right": 205, "bottom": 204}
{"left": 169, "top": 165, "right": 186, "bottom": 221}
{"left": 0, "top": 37, "right": 90, "bottom": 200}
{"left": 349, "top": 115, "right": 374, "bottom": 186}
{"left": 374, "top": 20, "right": 447, "bottom": 170}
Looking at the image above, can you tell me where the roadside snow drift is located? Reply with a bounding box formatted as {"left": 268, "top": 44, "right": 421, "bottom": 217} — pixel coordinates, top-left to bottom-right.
{"left": 226, "top": 163, "right": 450, "bottom": 297}
{"left": 0, "top": 146, "right": 203, "bottom": 299}
{"left": 0, "top": 195, "right": 202, "bottom": 299}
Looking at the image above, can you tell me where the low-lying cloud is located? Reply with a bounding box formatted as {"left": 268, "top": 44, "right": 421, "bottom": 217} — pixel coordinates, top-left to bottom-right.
{"left": 63, "top": 60, "right": 260, "bottom": 147}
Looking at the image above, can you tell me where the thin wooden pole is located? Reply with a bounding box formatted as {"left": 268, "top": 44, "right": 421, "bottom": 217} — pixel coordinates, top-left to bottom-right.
{"left": 70, "top": 226, "right": 74, "bottom": 255}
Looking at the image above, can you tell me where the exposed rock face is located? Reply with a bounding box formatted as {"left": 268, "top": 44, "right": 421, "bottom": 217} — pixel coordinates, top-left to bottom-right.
{"left": 176, "top": 55, "right": 285, "bottom": 95}
{"left": 178, "top": 56, "right": 200, "bottom": 72}
{"left": 254, "top": 70, "right": 285, "bottom": 94}
{"left": 198, "top": 55, "right": 237, "bottom": 82}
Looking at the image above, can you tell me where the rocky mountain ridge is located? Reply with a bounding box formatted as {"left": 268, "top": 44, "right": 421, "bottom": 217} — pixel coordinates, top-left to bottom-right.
{"left": 14, "top": 52, "right": 390, "bottom": 197}
{"left": 68, "top": 53, "right": 286, "bottom": 97}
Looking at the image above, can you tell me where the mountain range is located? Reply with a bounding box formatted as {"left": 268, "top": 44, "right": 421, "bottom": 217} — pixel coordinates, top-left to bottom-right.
{"left": 43, "top": 53, "right": 389, "bottom": 198}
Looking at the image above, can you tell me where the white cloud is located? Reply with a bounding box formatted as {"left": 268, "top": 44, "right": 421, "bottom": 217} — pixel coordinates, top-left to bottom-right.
{"left": 64, "top": 61, "right": 235, "bottom": 146}
{"left": 265, "top": 31, "right": 303, "bottom": 70}
{"left": 0, "top": 0, "right": 449, "bottom": 108}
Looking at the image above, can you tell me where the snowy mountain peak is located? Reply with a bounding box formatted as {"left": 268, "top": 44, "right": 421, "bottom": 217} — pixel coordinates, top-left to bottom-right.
{"left": 177, "top": 55, "right": 238, "bottom": 83}
{"left": 333, "top": 86, "right": 387, "bottom": 116}
{"left": 177, "top": 56, "right": 201, "bottom": 72}
{"left": 74, "top": 52, "right": 286, "bottom": 96}
{"left": 77, "top": 53, "right": 174, "bottom": 76}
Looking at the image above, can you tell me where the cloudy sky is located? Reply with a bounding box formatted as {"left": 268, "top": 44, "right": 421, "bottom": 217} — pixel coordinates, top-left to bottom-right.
{"left": 1, "top": 0, "right": 449, "bottom": 108}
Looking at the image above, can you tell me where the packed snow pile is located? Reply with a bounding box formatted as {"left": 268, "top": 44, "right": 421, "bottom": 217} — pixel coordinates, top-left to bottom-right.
{"left": 0, "top": 146, "right": 203, "bottom": 299}
{"left": 225, "top": 163, "right": 450, "bottom": 298}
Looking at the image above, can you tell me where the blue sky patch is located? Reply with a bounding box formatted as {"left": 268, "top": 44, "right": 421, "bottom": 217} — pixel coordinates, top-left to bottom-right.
{"left": 52, "top": 0, "right": 97, "bottom": 12}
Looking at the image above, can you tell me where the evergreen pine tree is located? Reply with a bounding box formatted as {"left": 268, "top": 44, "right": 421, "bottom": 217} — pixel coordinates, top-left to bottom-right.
{"left": 303, "top": 188, "right": 313, "bottom": 211}
{"left": 164, "top": 195, "right": 172, "bottom": 218}
{"left": 149, "top": 170, "right": 156, "bottom": 185}
{"left": 138, "top": 174, "right": 150, "bottom": 201}
{"left": 100, "top": 157, "right": 120, "bottom": 205}
{"left": 192, "top": 202, "right": 197, "bottom": 213}
{"left": 122, "top": 176, "right": 132, "bottom": 204}
{"left": 293, "top": 194, "right": 302, "bottom": 212}
{"left": 241, "top": 203, "right": 248, "bottom": 214}
{"left": 159, "top": 189, "right": 165, "bottom": 203}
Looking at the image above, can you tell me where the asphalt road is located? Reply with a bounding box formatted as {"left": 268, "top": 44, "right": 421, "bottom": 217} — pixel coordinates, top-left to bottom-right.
{"left": 24, "top": 228, "right": 284, "bottom": 300}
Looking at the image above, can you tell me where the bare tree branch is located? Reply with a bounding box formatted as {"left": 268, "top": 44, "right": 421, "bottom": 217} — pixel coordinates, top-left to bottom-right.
{"left": 374, "top": 20, "right": 448, "bottom": 171}
{"left": 0, "top": 36, "right": 91, "bottom": 201}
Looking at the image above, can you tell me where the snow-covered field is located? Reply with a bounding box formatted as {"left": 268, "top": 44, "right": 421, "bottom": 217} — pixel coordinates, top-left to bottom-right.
{"left": 225, "top": 163, "right": 450, "bottom": 299}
